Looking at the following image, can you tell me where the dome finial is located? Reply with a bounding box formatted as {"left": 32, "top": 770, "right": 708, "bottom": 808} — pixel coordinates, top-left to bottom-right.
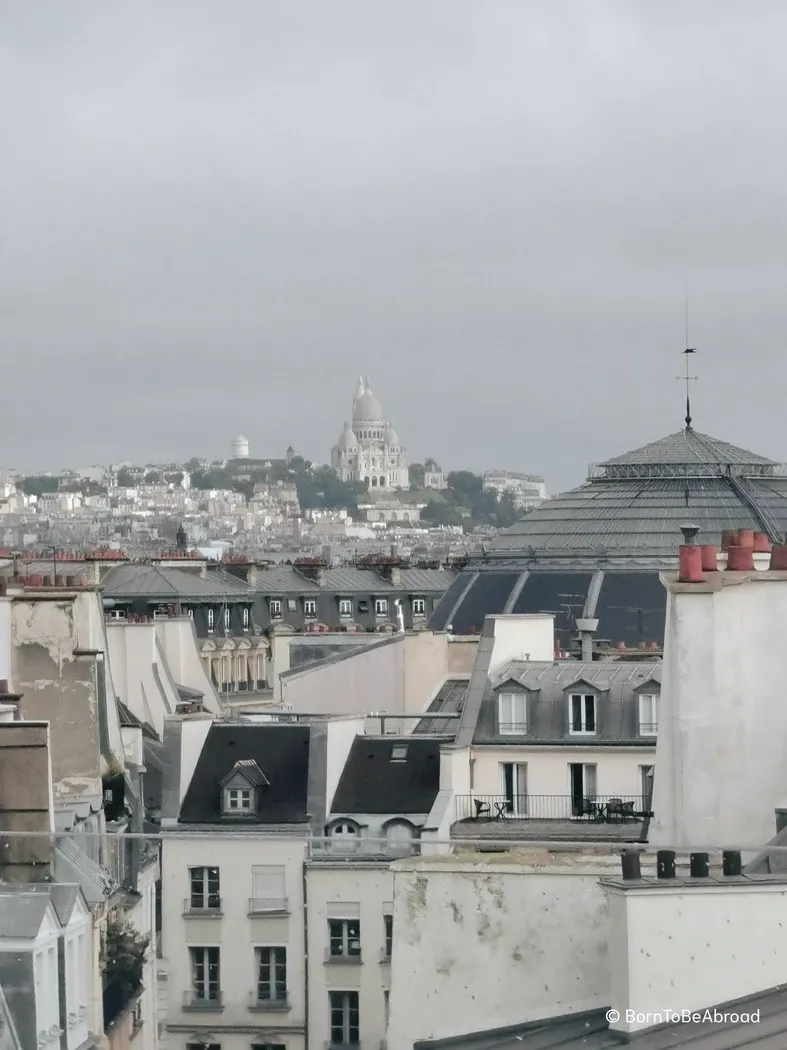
{"left": 354, "top": 376, "right": 365, "bottom": 401}
{"left": 680, "top": 292, "right": 698, "bottom": 432}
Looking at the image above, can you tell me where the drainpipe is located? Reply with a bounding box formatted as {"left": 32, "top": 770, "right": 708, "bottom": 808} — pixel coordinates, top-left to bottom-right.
{"left": 575, "top": 618, "right": 598, "bottom": 663}
{"left": 302, "top": 857, "right": 310, "bottom": 1050}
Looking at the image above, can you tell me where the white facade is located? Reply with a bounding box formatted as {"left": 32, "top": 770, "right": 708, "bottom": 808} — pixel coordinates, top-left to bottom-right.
{"left": 161, "top": 832, "right": 308, "bottom": 1050}
{"left": 60, "top": 893, "right": 92, "bottom": 1050}
{"left": 651, "top": 568, "right": 787, "bottom": 849}
{"left": 331, "top": 377, "right": 409, "bottom": 490}
{"left": 232, "top": 434, "right": 250, "bottom": 459}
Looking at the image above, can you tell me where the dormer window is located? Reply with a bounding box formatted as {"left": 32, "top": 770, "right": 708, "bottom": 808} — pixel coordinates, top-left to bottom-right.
{"left": 304, "top": 599, "right": 317, "bottom": 618}
{"left": 339, "top": 598, "right": 352, "bottom": 618}
{"left": 390, "top": 744, "right": 407, "bottom": 762}
{"left": 220, "top": 759, "right": 270, "bottom": 816}
{"left": 207, "top": 608, "right": 215, "bottom": 633}
{"left": 227, "top": 788, "right": 252, "bottom": 811}
{"left": 497, "top": 691, "right": 527, "bottom": 735}
{"left": 374, "top": 598, "right": 388, "bottom": 616}
{"left": 638, "top": 693, "right": 659, "bottom": 736}
{"left": 412, "top": 597, "right": 426, "bottom": 616}
{"left": 568, "top": 693, "right": 597, "bottom": 735}
{"left": 223, "top": 606, "right": 231, "bottom": 630}
{"left": 242, "top": 607, "right": 250, "bottom": 631}
{"left": 328, "top": 820, "right": 360, "bottom": 852}
{"left": 269, "top": 599, "right": 282, "bottom": 619}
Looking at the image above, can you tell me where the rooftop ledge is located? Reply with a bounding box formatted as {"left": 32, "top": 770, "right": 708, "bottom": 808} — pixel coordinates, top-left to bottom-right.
{"left": 661, "top": 569, "right": 787, "bottom": 593}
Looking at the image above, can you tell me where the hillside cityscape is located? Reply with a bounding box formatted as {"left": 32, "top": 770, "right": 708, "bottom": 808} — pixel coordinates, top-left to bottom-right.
{"left": 0, "top": 377, "right": 546, "bottom": 562}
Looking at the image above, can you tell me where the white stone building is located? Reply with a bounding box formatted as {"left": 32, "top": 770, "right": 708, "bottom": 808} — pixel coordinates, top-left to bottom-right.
{"left": 331, "top": 377, "right": 409, "bottom": 490}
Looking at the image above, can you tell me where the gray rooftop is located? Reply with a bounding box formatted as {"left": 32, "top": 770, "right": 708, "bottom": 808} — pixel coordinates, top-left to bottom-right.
{"left": 102, "top": 563, "right": 254, "bottom": 600}
{"left": 414, "top": 678, "right": 469, "bottom": 736}
{"left": 472, "top": 659, "right": 661, "bottom": 745}
{"left": 0, "top": 893, "right": 51, "bottom": 938}
{"left": 601, "top": 428, "right": 775, "bottom": 469}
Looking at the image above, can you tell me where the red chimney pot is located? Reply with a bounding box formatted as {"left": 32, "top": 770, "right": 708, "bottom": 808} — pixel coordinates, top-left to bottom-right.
{"left": 737, "top": 529, "right": 755, "bottom": 550}
{"left": 754, "top": 532, "right": 771, "bottom": 553}
{"left": 700, "top": 544, "right": 718, "bottom": 572}
{"left": 721, "top": 529, "right": 737, "bottom": 551}
{"left": 770, "top": 545, "right": 787, "bottom": 571}
{"left": 679, "top": 545, "right": 703, "bottom": 582}
{"left": 727, "top": 545, "right": 754, "bottom": 571}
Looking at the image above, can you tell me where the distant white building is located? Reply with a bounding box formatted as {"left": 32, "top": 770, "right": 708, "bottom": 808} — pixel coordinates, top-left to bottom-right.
{"left": 332, "top": 377, "right": 409, "bottom": 490}
{"left": 232, "top": 434, "right": 250, "bottom": 459}
{"left": 483, "top": 470, "right": 547, "bottom": 510}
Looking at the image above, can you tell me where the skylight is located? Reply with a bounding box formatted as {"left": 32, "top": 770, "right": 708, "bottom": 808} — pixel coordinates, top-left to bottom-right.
{"left": 390, "top": 744, "right": 408, "bottom": 762}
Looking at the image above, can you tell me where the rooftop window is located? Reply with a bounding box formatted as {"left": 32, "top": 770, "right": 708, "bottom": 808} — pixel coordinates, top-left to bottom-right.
{"left": 390, "top": 744, "right": 408, "bottom": 762}
{"left": 568, "top": 693, "right": 597, "bottom": 735}
{"left": 497, "top": 691, "right": 527, "bottom": 735}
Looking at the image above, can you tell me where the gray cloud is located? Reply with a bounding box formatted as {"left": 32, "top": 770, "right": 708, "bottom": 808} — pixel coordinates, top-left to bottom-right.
{"left": 3, "top": 1, "right": 787, "bottom": 489}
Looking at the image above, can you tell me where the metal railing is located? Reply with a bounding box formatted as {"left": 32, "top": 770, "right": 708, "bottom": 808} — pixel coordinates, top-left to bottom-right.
{"left": 182, "top": 990, "right": 223, "bottom": 1010}
{"left": 308, "top": 839, "right": 420, "bottom": 860}
{"left": 182, "top": 896, "right": 223, "bottom": 917}
{"left": 248, "top": 896, "right": 289, "bottom": 915}
{"left": 455, "top": 794, "right": 650, "bottom": 823}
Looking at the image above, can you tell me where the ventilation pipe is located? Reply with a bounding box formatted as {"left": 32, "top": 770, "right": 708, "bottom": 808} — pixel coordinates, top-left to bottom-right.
{"left": 575, "top": 618, "right": 599, "bottom": 663}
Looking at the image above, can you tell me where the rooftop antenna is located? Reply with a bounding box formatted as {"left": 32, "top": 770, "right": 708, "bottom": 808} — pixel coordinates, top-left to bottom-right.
{"left": 679, "top": 289, "right": 698, "bottom": 431}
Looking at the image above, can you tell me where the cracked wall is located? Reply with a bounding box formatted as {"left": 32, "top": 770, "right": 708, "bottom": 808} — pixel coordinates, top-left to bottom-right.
{"left": 11, "top": 597, "right": 101, "bottom": 799}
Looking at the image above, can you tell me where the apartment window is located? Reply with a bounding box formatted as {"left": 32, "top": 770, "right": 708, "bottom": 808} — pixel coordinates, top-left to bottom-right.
{"left": 384, "top": 914, "right": 393, "bottom": 958}
{"left": 269, "top": 599, "right": 282, "bottom": 618}
{"left": 304, "top": 599, "right": 317, "bottom": 618}
{"left": 107, "top": 609, "right": 126, "bottom": 620}
{"left": 185, "top": 607, "right": 194, "bottom": 618}
{"left": 497, "top": 691, "right": 527, "bottom": 734}
{"left": 242, "top": 607, "right": 250, "bottom": 631}
{"left": 330, "top": 991, "right": 360, "bottom": 1046}
{"left": 207, "top": 608, "right": 215, "bottom": 632}
{"left": 256, "top": 946, "right": 287, "bottom": 1003}
{"left": 329, "top": 821, "right": 359, "bottom": 852}
{"left": 251, "top": 865, "right": 287, "bottom": 912}
{"left": 189, "top": 866, "right": 220, "bottom": 911}
{"left": 374, "top": 598, "right": 388, "bottom": 615}
{"left": 287, "top": 598, "right": 297, "bottom": 612}
{"left": 189, "top": 946, "right": 221, "bottom": 1002}
{"left": 568, "top": 693, "right": 597, "bottom": 734}
{"left": 339, "top": 598, "right": 352, "bottom": 618}
{"left": 638, "top": 693, "right": 659, "bottom": 736}
{"left": 412, "top": 597, "right": 426, "bottom": 615}
{"left": 223, "top": 606, "right": 231, "bottom": 630}
{"left": 328, "top": 917, "right": 361, "bottom": 958}
{"left": 569, "top": 762, "right": 598, "bottom": 816}
{"left": 226, "top": 788, "right": 252, "bottom": 812}
{"left": 358, "top": 600, "right": 369, "bottom": 613}
{"left": 500, "top": 761, "right": 528, "bottom": 816}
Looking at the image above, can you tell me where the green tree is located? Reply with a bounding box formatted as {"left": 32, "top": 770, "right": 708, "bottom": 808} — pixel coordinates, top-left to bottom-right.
{"left": 103, "top": 913, "right": 150, "bottom": 1000}
{"left": 409, "top": 462, "right": 425, "bottom": 488}
{"left": 191, "top": 468, "right": 233, "bottom": 490}
{"left": 116, "top": 468, "right": 135, "bottom": 487}
{"left": 18, "top": 476, "right": 59, "bottom": 497}
{"left": 144, "top": 470, "right": 162, "bottom": 483}
{"left": 185, "top": 457, "right": 203, "bottom": 472}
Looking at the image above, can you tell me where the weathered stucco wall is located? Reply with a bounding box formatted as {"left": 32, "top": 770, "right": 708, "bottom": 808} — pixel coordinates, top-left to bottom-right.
{"left": 388, "top": 854, "right": 616, "bottom": 1046}
{"left": 11, "top": 597, "right": 102, "bottom": 798}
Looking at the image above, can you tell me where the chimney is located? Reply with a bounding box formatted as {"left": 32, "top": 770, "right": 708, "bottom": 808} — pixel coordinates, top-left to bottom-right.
{"left": 389, "top": 565, "right": 401, "bottom": 586}
{"left": 575, "top": 617, "right": 598, "bottom": 662}
{"left": 246, "top": 562, "right": 258, "bottom": 589}
{"left": 678, "top": 523, "right": 702, "bottom": 582}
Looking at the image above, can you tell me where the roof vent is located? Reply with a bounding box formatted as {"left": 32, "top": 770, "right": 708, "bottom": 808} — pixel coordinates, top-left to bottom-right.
{"left": 656, "top": 850, "right": 676, "bottom": 879}
{"left": 722, "top": 849, "right": 742, "bottom": 876}
{"left": 680, "top": 523, "right": 700, "bottom": 545}
{"left": 690, "top": 852, "right": 709, "bottom": 878}
{"left": 620, "top": 850, "right": 641, "bottom": 880}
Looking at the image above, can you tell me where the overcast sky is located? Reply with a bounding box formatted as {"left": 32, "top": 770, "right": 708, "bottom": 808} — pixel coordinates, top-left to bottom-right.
{"left": 4, "top": 2, "right": 787, "bottom": 491}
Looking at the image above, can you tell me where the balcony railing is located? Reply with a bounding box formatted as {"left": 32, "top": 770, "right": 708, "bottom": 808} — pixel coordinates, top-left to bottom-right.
{"left": 248, "top": 896, "right": 289, "bottom": 915}
{"left": 247, "top": 990, "right": 290, "bottom": 1011}
{"left": 455, "top": 794, "right": 651, "bottom": 823}
{"left": 308, "top": 838, "right": 420, "bottom": 860}
{"left": 182, "top": 990, "right": 223, "bottom": 1011}
{"left": 182, "top": 897, "right": 223, "bottom": 917}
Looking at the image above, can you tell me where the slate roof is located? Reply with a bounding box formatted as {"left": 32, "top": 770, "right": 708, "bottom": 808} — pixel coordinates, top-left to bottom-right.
{"left": 102, "top": 563, "right": 253, "bottom": 600}
{"left": 414, "top": 678, "right": 469, "bottom": 736}
{"left": 179, "top": 723, "right": 311, "bottom": 824}
{"left": 0, "top": 893, "right": 51, "bottom": 938}
{"left": 413, "top": 986, "right": 787, "bottom": 1048}
{"left": 330, "top": 736, "right": 445, "bottom": 815}
{"left": 603, "top": 428, "right": 774, "bottom": 468}
{"left": 15, "top": 883, "right": 82, "bottom": 925}
{"left": 472, "top": 659, "right": 661, "bottom": 744}
{"left": 221, "top": 758, "right": 269, "bottom": 787}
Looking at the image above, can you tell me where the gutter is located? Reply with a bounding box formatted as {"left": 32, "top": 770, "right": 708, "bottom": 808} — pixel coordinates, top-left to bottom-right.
{"left": 302, "top": 858, "right": 310, "bottom": 1050}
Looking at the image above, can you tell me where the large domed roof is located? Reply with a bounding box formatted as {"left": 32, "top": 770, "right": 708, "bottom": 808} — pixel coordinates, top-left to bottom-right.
{"left": 430, "top": 427, "right": 787, "bottom": 650}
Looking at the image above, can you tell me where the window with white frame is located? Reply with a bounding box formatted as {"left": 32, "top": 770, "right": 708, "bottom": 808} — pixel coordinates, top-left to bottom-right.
{"left": 251, "top": 865, "right": 287, "bottom": 912}
{"left": 225, "top": 787, "right": 253, "bottom": 812}
{"left": 638, "top": 693, "right": 659, "bottom": 736}
{"left": 568, "top": 693, "right": 597, "bottom": 734}
{"left": 269, "top": 599, "right": 282, "bottom": 618}
{"left": 339, "top": 598, "right": 352, "bottom": 618}
{"left": 189, "top": 866, "right": 220, "bottom": 910}
{"left": 189, "top": 946, "right": 221, "bottom": 1002}
{"left": 374, "top": 598, "right": 388, "bottom": 615}
{"left": 207, "top": 608, "right": 215, "bottom": 632}
{"left": 497, "top": 691, "right": 527, "bottom": 734}
{"left": 330, "top": 990, "right": 359, "bottom": 1046}
{"left": 412, "top": 597, "right": 426, "bottom": 615}
{"left": 242, "top": 607, "right": 250, "bottom": 631}
{"left": 255, "top": 946, "right": 287, "bottom": 1003}
{"left": 303, "top": 599, "right": 317, "bottom": 617}
{"left": 329, "top": 821, "right": 359, "bottom": 852}
{"left": 223, "top": 606, "right": 231, "bottom": 630}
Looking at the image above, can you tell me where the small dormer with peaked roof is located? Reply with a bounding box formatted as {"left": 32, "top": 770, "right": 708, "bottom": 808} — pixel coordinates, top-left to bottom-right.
{"left": 220, "top": 759, "right": 270, "bottom": 816}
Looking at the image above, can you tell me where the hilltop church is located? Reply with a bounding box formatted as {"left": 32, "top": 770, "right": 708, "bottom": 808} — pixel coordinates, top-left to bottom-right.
{"left": 331, "top": 377, "right": 410, "bottom": 490}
